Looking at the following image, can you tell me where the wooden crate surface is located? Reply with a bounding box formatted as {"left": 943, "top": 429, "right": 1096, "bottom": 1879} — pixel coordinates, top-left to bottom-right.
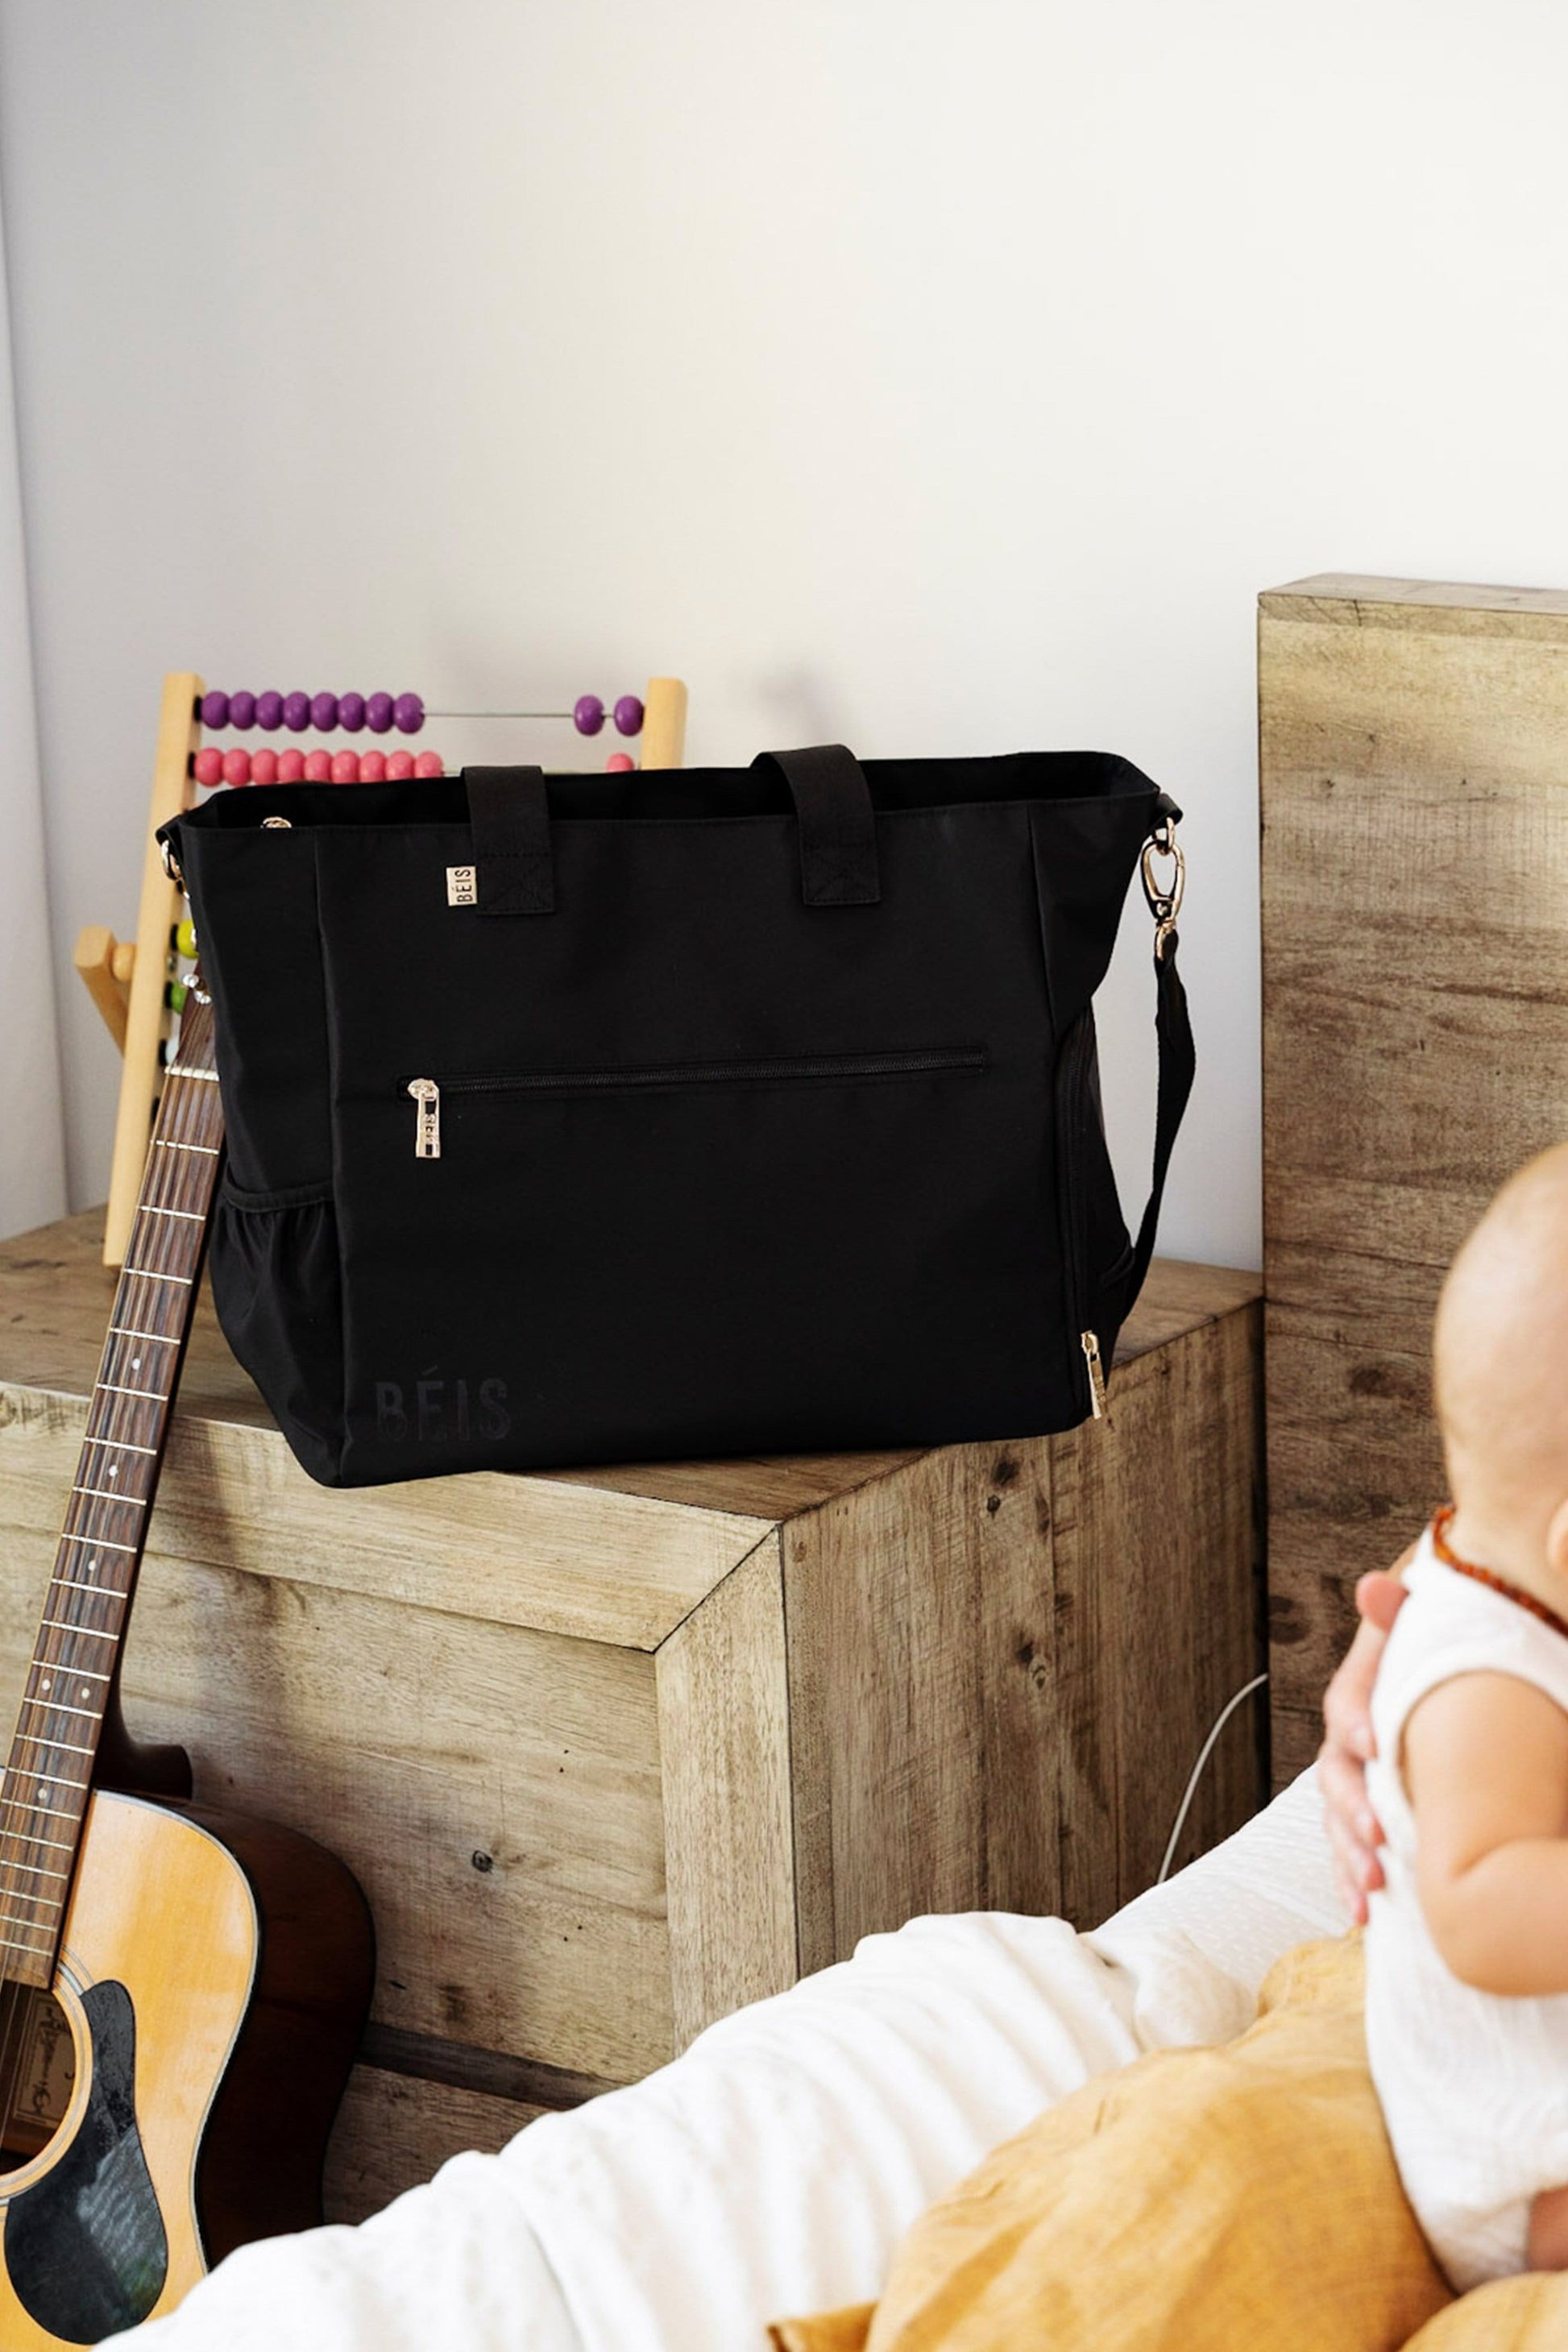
{"left": 1261, "top": 571, "right": 1568, "bottom": 1778}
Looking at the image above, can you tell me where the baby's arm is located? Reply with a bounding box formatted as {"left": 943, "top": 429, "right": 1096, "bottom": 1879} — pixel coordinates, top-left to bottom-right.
{"left": 1405, "top": 1671, "right": 1568, "bottom": 1997}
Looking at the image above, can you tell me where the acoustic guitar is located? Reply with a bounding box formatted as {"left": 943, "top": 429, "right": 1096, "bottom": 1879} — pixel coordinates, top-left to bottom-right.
{"left": 0, "top": 980, "right": 374, "bottom": 2346}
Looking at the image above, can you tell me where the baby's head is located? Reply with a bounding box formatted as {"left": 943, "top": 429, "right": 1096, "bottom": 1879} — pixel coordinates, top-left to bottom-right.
{"left": 1435, "top": 1143, "right": 1568, "bottom": 1586}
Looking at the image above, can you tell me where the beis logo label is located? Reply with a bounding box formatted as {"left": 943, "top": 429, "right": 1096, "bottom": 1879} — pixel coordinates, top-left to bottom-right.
{"left": 375, "top": 1375, "right": 510, "bottom": 1446}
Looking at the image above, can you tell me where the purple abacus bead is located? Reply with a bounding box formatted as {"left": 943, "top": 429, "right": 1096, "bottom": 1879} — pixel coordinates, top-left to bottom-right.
{"left": 393, "top": 692, "right": 425, "bottom": 735}
{"left": 200, "top": 691, "right": 230, "bottom": 729}
{"left": 311, "top": 691, "right": 339, "bottom": 731}
{"left": 229, "top": 689, "right": 256, "bottom": 729}
{"left": 574, "top": 694, "right": 605, "bottom": 736}
{"left": 613, "top": 694, "right": 645, "bottom": 736}
{"left": 366, "top": 691, "right": 393, "bottom": 734}
{"left": 283, "top": 691, "right": 311, "bottom": 732}
{"left": 339, "top": 691, "right": 367, "bottom": 732}
{"left": 255, "top": 691, "right": 284, "bottom": 730}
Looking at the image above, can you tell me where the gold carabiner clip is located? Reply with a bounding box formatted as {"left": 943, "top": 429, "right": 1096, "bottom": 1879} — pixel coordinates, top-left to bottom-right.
{"left": 1140, "top": 821, "right": 1185, "bottom": 961}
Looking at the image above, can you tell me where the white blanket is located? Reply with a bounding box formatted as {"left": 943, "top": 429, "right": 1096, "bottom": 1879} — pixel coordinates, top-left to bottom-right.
{"left": 106, "top": 1767, "right": 1339, "bottom": 2352}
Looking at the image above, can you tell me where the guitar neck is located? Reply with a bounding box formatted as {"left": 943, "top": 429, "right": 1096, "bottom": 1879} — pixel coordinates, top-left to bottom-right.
{"left": 0, "top": 993, "right": 225, "bottom": 1989}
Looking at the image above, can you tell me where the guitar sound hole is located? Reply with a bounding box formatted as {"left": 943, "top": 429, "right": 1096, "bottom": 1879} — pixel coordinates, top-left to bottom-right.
{"left": 0, "top": 1983, "right": 75, "bottom": 2171}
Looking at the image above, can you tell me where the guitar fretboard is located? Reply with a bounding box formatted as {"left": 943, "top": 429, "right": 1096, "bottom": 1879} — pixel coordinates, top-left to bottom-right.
{"left": 0, "top": 995, "right": 223, "bottom": 1989}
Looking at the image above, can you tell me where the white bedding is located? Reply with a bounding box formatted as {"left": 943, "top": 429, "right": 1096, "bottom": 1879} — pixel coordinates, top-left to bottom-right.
{"left": 106, "top": 1766, "right": 1340, "bottom": 2352}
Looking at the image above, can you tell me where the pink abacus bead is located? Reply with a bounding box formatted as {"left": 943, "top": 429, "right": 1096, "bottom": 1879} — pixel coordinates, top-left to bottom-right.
{"left": 222, "top": 748, "right": 251, "bottom": 788}
{"left": 339, "top": 691, "right": 366, "bottom": 732}
{"left": 284, "top": 691, "right": 311, "bottom": 732}
{"left": 414, "top": 750, "right": 444, "bottom": 777}
{"left": 366, "top": 691, "right": 393, "bottom": 734}
{"left": 255, "top": 691, "right": 284, "bottom": 730}
{"left": 387, "top": 749, "right": 415, "bottom": 780}
{"left": 251, "top": 749, "right": 279, "bottom": 787}
{"left": 193, "top": 747, "right": 224, "bottom": 789}
{"left": 229, "top": 690, "right": 256, "bottom": 730}
{"left": 331, "top": 750, "right": 359, "bottom": 784}
{"left": 200, "top": 691, "right": 230, "bottom": 729}
{"left": 393, "top": 692, "right": 424, "bottom": 734}
{"left": 305, "top": 749, "right": 333, "bottom": 783}
{"left": 278, "top": 749, "right": 306, "bottom": 783}
{"left": 311, "top": 692, "right": 339, "bottom": 731}
{"left": 613, "top": 695, "right": 645, "bottom": 736}
{"left": 574, "top": 694, "right": 605, "bottom": 736}
{"left": 606, "top": 753, "right": 635, "bottom": 773}
{"left": 359, "top": 750, "right": 387, "bottom": 783}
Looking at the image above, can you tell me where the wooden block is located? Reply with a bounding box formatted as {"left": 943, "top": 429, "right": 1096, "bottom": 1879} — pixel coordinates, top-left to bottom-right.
{"left": 0, "top": 1211, "right": 1264, "bottom": 2194}
{"left": 324, "top": 2064, "right": 542, "bottom": 2225}
{"left": 1260, "top": 574, "right": 1568, "bottom": 1781}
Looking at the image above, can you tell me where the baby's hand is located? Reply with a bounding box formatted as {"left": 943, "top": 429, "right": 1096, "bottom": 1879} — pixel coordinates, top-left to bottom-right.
{"left": 1319, "top": 1564, "right": 1411, "bottom": 1923}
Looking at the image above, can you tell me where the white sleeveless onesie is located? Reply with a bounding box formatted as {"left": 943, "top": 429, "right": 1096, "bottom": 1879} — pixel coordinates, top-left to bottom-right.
{"left": 1366, "top": 1527, "right": 1568, "bottom": 2290}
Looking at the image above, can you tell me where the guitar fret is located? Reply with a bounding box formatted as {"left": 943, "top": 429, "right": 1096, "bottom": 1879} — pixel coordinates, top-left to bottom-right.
{"left": 166, "top": 1064, "right": 219, "bottom": 1082}
{"left": 0, "top": 1863, "right": 69, "bottom": 1882}
{"left": 71, "top": 1486, "right": 146, "bottom": 1507}
{"left": 93, "top": 1383, "right": 164, "bottom": 1403}
{"left": 22, "top": 1701, "right": 98, "bottom": 1721}
{"left": 153, "top": 1139, "right": 220, "bottom": 1155}
{"left": 121, "top": 1267, "right": 193, "bottom": 1286}
{"left": 0, "top": 1895, "right": 64, "bottom": 1917}
{"left": 107, "top": 1327, "right": 176, "bottom": 1346}
{"left": 60, "top": 1535, "right": 136, "bottom": 1558}
{"left": 84, "top": 1438, "right": 158, "bottom": 1457}
{"left": 0, "top": 1931, "right": 53, "bottom": 1956}
{"left": 139, "top": 1205, "right": 205, "bottom": 1222}
{"left": 39, "top": 1620, "right": 116, "bottom": 1642}
{"left": 8, "top": 1803, "right": 84, "bottom": 1823}
{"left": 49, "top": 1578, "right": 122, "bottom": 1596}
{"left": 15, "top": 1736, "right": 95, "bottom": 1758}
{"left": 0, "top": 1834, "right": 77, "bottom": 1855}
{"left": 30, "top": 1662, "right": 109, "bottom": 1682}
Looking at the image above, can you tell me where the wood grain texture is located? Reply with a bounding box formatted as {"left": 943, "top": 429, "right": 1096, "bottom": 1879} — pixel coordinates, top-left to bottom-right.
{"left": 0, "top": 1502, "right": 673, "bottom": 2084}
{"left": 324, "top": 2064, "right": 541, "bottom": 2225}
{"left": 655, "top": 1537, "right": 798, "bottom": 2047}
{"left": 1049, "top": 1303, "right": 1266, "bottom": 1916}
{"left": 782, "top": 1293, "right": 1265, "bottom": 1966}
{"left": 1260, "top": 575, "right": 1568, "bottom": 1781}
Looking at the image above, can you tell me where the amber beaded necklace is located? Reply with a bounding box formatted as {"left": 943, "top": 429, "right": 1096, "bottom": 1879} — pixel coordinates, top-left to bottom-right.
{"left": 1430, "top": 1504, "right": 1568, "bottom": 1645}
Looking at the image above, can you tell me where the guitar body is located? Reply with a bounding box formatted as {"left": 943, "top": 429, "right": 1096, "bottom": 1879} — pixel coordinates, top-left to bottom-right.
{"left": 0, "top": 1788, "right": 374, "bottom": 2347}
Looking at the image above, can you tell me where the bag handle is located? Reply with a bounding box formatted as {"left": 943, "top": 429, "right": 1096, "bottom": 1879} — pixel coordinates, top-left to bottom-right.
{"left": 751, "top": 745, "right": 881, "bottom": 907}
{"left": 465, "top": 766, "right": 553, "bottom": 916}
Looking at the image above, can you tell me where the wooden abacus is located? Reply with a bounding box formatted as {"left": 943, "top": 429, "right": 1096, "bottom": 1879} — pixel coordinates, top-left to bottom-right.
{"left": 79, "top": 671, "right": 688, "bottom": 1266}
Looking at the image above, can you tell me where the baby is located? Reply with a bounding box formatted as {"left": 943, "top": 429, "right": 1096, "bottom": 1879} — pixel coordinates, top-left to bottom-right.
{"left": 1365, "top": 1143, "right": 1568, "bottom": 2290}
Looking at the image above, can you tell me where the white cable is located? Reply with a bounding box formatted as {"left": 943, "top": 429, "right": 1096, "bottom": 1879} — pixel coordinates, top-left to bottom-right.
{"left": 1155, "top": 1670, "right": 1270, "bottom": 1885}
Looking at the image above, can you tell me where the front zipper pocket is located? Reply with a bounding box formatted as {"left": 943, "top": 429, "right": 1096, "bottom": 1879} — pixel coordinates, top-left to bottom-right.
{"left": 401, "top": 1046, "right": 987, "bottom": 1159}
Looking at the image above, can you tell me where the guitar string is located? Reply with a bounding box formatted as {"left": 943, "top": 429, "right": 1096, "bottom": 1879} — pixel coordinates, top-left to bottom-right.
{"left": 0, "top": 1015, "right": 223, "bottom": 1977}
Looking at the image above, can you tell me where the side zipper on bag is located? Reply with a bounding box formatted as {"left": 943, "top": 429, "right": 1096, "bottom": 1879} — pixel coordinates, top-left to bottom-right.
{"left": 401, "top": 1047, "right": 986, "bottom": 1160}
{"left": 1054, "top": 1011, "right": 1106, "bottom": 1422}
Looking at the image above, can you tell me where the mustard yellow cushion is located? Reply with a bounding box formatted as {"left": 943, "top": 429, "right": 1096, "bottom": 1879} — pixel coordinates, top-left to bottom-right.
{"left": 1405, "top": 2271, "right": 1568, "bottom": 2349}
{"left": 771, "top": 1936, "right": 1454, "bottom": 2352}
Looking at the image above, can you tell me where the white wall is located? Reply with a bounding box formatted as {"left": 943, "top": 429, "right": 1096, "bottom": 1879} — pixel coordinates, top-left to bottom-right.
{"left": 3, "top": 0, "right": 1567, "bottom": 1266}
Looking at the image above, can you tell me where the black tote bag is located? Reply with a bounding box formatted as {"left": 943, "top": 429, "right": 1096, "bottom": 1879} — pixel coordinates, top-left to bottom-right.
{"left": 158, "top": 747, "right": 1193, "bottom": 1488}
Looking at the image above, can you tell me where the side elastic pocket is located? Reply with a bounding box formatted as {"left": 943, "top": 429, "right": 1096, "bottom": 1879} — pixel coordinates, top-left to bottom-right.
{"left": 209, "top": 1178, "right": 346, "bottom": 1487}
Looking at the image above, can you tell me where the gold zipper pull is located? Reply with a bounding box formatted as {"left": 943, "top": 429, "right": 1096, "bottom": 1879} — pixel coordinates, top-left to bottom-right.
{"left": 408, "top": 1079, "right": 441, "bottom": 1159}
{"left": 1081, "top": 1329, "right": 1107, "bottom": 1420}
